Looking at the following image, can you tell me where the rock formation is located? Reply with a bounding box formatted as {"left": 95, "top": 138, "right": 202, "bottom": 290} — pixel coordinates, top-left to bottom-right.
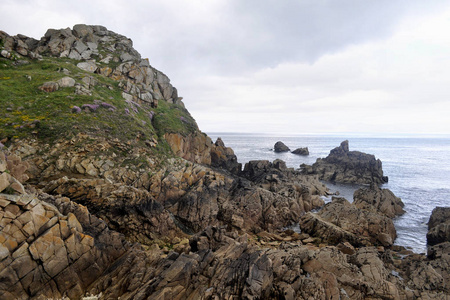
{"left": 1, "top": 25, "right": 449, "bottom": 299}
{"left": 0, "top": 152, "right": 28, "bottom": 194}
{"left": 301, "top": 140, "right": 389, "bottom": 184}
{"left": 1, "top": 25, "right": 180, "bottom": 109}
{"left": 273, "top": 141, "right": 290, "bottom": 152}
{"left": 353, "top": 184, "right": 405, "bottom": 218}
{"left": 165, "top": 133, "right": 241, "bottom": 174}
{"left": 291, "top": 147, "right": 309, "bottom": 155}
{"left": 0, "top": 150, "right": 129, "bottom": 299}
{"left": 300, "top": 197, "right": 397, "bottom": 247}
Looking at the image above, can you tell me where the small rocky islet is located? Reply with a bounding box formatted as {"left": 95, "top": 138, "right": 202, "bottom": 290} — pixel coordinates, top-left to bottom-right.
{"left": 273, "top": 141, "right": 309, "bottom": 155}
{"left": 0, "top": 25, "right": 449, "bottom": 299}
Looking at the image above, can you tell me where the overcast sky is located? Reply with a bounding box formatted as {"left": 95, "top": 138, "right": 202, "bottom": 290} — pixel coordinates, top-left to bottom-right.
{"left": 2, "top": 0, "right": 450, "bottom": 136}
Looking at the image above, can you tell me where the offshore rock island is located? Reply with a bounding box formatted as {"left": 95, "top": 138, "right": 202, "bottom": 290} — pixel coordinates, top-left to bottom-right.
{"left": 0, "top": 25, "right": 449, "bottom": 299}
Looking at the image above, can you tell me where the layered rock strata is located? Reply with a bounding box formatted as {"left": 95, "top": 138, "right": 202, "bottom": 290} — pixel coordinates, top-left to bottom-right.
{"left": 0, "top": 164, "right": 129, "bottom": 299}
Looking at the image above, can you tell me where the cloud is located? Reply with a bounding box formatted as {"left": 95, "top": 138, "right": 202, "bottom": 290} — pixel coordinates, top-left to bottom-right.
{"left": 1, "top": 0, "right": 450, "bottom": 135}
{"left": 186, "top": 5, "right": 450, "bottom": 135}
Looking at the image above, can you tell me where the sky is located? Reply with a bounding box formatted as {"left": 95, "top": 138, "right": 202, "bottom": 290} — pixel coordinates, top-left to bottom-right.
{"left": 2, "top": 0, "right": 450, "bottom": 136}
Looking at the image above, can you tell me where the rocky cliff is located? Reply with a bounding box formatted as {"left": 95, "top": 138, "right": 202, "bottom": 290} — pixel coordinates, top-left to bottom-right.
{"left": 1, "top": 25, "right": 449, "bottom": 299}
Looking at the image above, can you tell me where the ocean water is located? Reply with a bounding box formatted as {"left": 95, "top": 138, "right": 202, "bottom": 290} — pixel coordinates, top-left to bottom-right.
{"left": 208, "top": 133, "right": 450, "bottom": 254}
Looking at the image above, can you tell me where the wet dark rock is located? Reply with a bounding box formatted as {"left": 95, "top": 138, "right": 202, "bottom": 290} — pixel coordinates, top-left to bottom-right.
{"left": 291, "top": 147, "right": 309, "bottom": 155}
{"left": 274, "top": 141, "right": 290, "bottom": 153}
{"left": 427, "top": 207, "right": 450, "bottom": 247}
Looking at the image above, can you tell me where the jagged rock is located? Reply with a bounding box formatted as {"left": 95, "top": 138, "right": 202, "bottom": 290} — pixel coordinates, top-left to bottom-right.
{"left": 42, "top": 176, "right": 182, "bottom": 243}
{"left": 0, "top": 192, "right": 129, "bottom": 299}
{"left": 164, "top": 133, "right": 241, "bottom": 175}
{"left": 164, "top": 132, "right": 212, "bottom": 166}
{"left": 426, "top": 242, "right": 450, "bottom": 290}
{"left": 241, "top": 159, "right": 328, "bottom": 200}
{"left": 0, "top": 151, "right": 28, "bottom": 194}
{"left": 83, "top": 226, "right": 433, "bottom": 299}
{"left": 292, "top": 147, "right": 309, "bottom": 155}
{"left": 210, "top": 137, "right": 242, "bottom": 174}
{"left": 301, "top": 140, "right": 388, "bottom": 184}
{"left": 299, "top": 210, "right": 365, "bottom": 246}
{"left": 300, "top": 197, "right": 397, "bottom": 247}
{"left": 353, "top": 184, "right": 405, "bottom": 218}
{"left": 242, "top": 160, "right": 274, "bottom": 180}
{"left": 274, "top": 141, "right": 290, "bottom": 152}
{"left": 427, "top": 207, "right": 450, "bottom": 246}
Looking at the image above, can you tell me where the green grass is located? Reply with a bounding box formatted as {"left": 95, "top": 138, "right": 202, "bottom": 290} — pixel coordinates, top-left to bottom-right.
{"left": 0, "top": 54, "right": 198, "bottom": 151}
{"left": 152, "top": 100, "right": 198, "bottom": 137}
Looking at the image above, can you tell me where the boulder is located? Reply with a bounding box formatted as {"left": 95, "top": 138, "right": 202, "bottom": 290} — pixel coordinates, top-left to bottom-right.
{"left": 274, "top": 141, "right": 290, "bottom": 152}
{"left": 38, "top": 81, "right": 59, "bottom": 92}
{"left": 301, "top": 140, "right": 388, "bottom": 185}
{"left": 291, "top": 147, "right": 309, "bottom": 155}
{"left": 72, "top": 24, "right": 95, "bottom": 41}
{"left": 77, "top": 61, "right": 97, "bottom": 73}
{"left": 57, "top": 76, "right": 76, "bottom": 88}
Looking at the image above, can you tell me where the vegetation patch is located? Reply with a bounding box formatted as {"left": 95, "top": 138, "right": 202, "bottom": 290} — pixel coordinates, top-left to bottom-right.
{"left": 0, "top": 55, "right": 196, "bottom": 150}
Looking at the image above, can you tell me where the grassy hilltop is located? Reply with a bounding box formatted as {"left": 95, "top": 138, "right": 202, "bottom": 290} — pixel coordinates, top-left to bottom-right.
{"left": 0, "top": 31, "right": 197, "bottom": 153}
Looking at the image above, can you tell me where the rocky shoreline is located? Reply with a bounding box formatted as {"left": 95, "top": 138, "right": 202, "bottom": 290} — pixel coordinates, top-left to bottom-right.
{"left": 1, "top": 25, "right": 449, "bottom": 299}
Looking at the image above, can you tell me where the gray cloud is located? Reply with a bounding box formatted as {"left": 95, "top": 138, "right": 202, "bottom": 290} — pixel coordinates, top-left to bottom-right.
{"left": 130, "top": 0, "right": 446, "bottom": 74}
{"left": 1, "top": 0, "right": 450, "bottom": 136}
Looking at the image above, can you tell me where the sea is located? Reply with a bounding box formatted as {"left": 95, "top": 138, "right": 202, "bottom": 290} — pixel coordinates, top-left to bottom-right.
{"left": 208, "top": 133, "right": 450, "bottom": 254}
